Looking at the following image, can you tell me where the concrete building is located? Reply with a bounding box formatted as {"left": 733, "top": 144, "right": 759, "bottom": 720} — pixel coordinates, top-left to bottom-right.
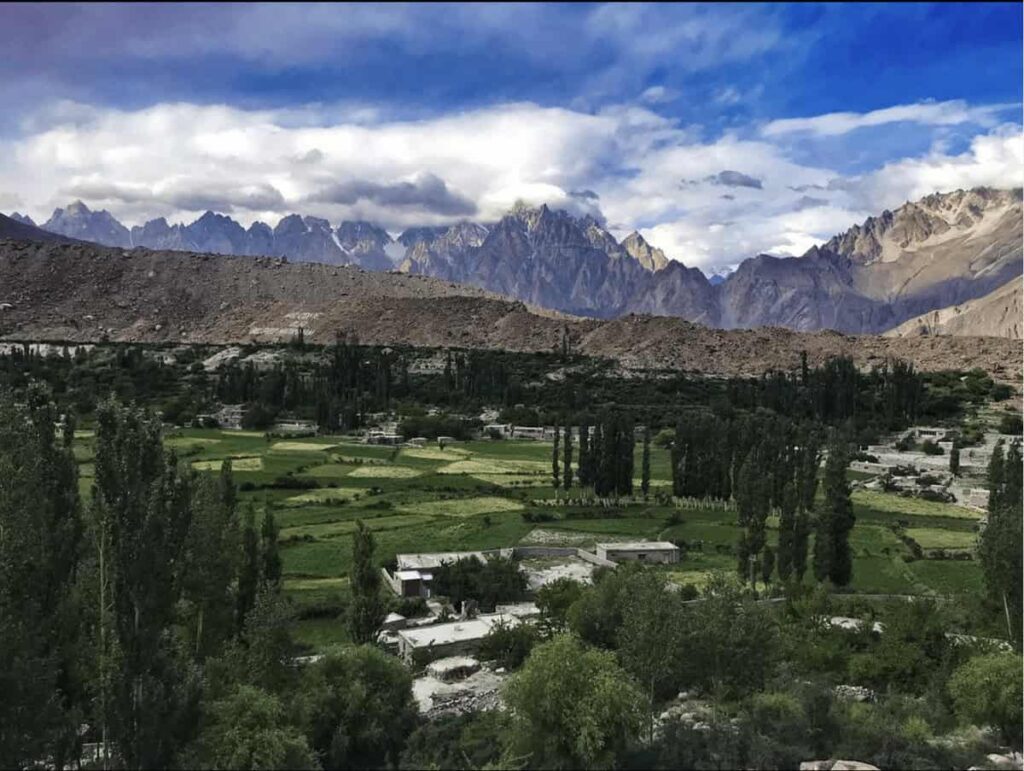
{"left": 383, "top": 550, "right": 508, "bottom": 597}
{"left": 596, "top": 541, "right": 680, "bottom": 564}
{"left": 396, "top": 613, "right": 521, "bottom": 663}
{"left": 365, "top": 429, "right": 404, "bottom": 445}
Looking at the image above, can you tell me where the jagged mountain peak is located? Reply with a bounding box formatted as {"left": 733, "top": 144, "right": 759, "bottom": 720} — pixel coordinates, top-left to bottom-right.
{"left": 10, "top": 212, "right": 35, "bottom": 226}
{"left": 824, "top": 186, "right": 1023, "bottom": 266}
{"left": 621, "top": 230, "right": 670, "bottom": 272}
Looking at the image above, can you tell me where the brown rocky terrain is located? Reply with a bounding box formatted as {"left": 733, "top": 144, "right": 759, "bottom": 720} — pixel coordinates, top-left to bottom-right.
{"left": 1, "top": 238, "right": 1020, "bottom": 381}
{"left": 886, "top": 277, "right": 1022, "bottom": 339}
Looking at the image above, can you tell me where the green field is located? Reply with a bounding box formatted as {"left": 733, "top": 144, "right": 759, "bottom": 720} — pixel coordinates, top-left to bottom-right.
{"left": 72, "top": 428, "right": 988, "bottom": 652}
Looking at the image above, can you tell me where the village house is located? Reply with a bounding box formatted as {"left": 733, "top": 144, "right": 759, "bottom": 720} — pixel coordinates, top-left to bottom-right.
{"left": 395, "top": 613, "right": 522, "bottom": 664}
{"left": 596, "top": 541, "right": 681, "bottom": 564}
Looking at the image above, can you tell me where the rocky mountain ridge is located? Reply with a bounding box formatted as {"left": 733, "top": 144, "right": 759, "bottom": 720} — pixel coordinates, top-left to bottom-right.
{"left": 0, "top": 237, "right": 1018, "bottom": 381}
{"left": 18, "top": 187, "right": 1023, "bottom": 335}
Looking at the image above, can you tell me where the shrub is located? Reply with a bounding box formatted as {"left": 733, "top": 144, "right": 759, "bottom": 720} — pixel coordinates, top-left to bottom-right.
{"left": 920, "top": 440, "right": 944, "bottom": 456}
{"left": 478, "top": 621, "right": 539, "bottom": 670}
{"left": 948, "top": 652, "right": 1023, "bottom": 745}
{"left": 997, "top": 413, "right": 1023, "bottom": 436}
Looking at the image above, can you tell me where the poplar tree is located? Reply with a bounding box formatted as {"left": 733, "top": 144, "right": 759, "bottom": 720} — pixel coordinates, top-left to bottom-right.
{"left": 578, "top": 419, "right": 591, "bottom": 489}
{"left": 350, "top": 520, "right": 385, "bottom": 644}
{"left": 641, "top": 426, "right": 651, "bottom": 499}
{"left": 949, "top": 445, "right": 960, "bottom": 476}
{"left": 563, "top": 423, "right": 573, "bottom": 492}
{"left": 92, "top": 399, "right": 195, "bottom": 768}
{"left": 552, "top": 422, "right": 561, "bottom": 490}
{"left": 260, "top": 510, "right": 282, "bottom": 590}
{"left": 776, "top": 481, "right": 797, "bottom": 584}
{"left": 813, "top": 437, "right": 855, "bottom": 586}
{"left": 0, "top": 388, "right": 84, "bottom": 768}
{"left": 236, "top": 503, "right": 260, "bottom": 634}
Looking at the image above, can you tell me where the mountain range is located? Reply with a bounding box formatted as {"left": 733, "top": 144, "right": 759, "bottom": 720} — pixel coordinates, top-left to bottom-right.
{"left": 11, "top": 186, "right": 1022, "bottom": 336}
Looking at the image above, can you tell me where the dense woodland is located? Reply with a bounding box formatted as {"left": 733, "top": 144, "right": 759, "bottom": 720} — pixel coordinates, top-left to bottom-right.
{"left": 0, "top": 341, "right": 1021, "bottom": 769}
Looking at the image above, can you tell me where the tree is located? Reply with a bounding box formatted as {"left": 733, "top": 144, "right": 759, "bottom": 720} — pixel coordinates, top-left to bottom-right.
{"left": 92, "top": 399, "right": 198, "bottom": 768}
{"left": 814, "top": 437, "right": 855, "bottom": 586}
{"left": 949, "top": 445, "right": 960, "bottom": 476}
{"left": 776, "top": 482, "right": 797, "bottom": 584}
{"left": 948, "top": 652, "right": 1023, "bottom": 745}
{"left": 735, "top": 451, "right": 767, "bottom": 586}
{"left": 552, "top": 422, "right": 561, "bottom": 490}
{"left": 478, "top": 621, "right": 539, "bottom": 670}
{"left": 237, "top": 503, "right": 261, "bottom": 634}
{"left": 349, "top": 520, "right": 385, "bottom": 645}
{"left": 562, "top": 423, "right": 573, "bottom": 492}
{"left": 979, "top": 440, "right": 1023, "bottom": 647}
{"left": 181, "top": 466, "right": 239, "bottom": 660}
{"left": 641, "top": 425, "right": 651, "bottom": 499}
{"left": 578, "top": 419, "right": 591, "bottom": 489}
{"left": 987, "top": 441, "right": 1005, "bottom": 511}
{"left": 303, "top": 647, "right": 417, "bottom": 769}
{"left": 261, "top": 510, "right": 282, "bottom": 590}
{"left": 0, "top": 389, "right": 84, "bottom": 768}
{"left": 760, "top": 545, "right": 775, "bottom": 588}
{"left": 792, "top": 509, "right": 811, "bottom": 584}
{"left": 504, "top": 634, "right": 645, "bottom": 769}
{"left": 193, "top": 685, "right": 317, "bottom": 770}
{"left": 618, "top": 573, "right": 684, "bottom": 738}
{"left": 678, "top": 575, "right": 779, "bottom": 699}
{"left": 535, "top": 577, "right": 585, "bottom": 634}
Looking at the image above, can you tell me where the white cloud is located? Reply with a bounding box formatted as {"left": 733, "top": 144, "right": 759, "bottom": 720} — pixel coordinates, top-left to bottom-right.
{"left": 1, "top": 99, "right": 1019, "bottom": 272}
{"left": 762, "top": 99, "right": 1012, "bottom": 137}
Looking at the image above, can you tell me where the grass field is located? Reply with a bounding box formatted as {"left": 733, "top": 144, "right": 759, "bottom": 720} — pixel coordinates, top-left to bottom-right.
{"left": 70, "top": 428, "right": 990, "bottom": 652}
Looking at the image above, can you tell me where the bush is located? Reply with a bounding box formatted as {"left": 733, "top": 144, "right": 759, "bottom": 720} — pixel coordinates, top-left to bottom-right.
{"left": 991, "top": 383, "right": 1013, "bottom": 401}
{"left": 997, "top": 413, "right": 1023, "bottom": 436}
{"left": 948, "top": 652, "right": 1024, "bottom": 745}
{"left": 241, "top": 402, "right": 277, "bottom": 430}
{"left": 478, "top": 621, "right": 539, "bottom": 670}
{"left": 271, "top": 475, "right": 318, "bottom": 490}
{"left": 920, "top": 440, "right": 944, "bottom": 456}
{"left": 895, "top": 434, "right": 917, "bottom": 452}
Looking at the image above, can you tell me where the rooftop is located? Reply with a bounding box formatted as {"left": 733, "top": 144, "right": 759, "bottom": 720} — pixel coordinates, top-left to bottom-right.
{"left": 396, "top": 550, "right": 500, "bottom": 571}
{"left": 597, "top": 541, "right": 679, "bottom": 551}
{"left": 397, "top": 613, "right": 520, "bottom": 648}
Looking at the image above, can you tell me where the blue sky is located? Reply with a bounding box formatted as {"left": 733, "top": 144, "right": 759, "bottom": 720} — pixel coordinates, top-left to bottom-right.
{"left": 0, "top": 2, "right": 1021, "bottom": 271}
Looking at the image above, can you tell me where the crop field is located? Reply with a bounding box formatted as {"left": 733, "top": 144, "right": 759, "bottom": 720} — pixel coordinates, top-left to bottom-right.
{"left": 69, "top": 428, "right": 989, "bottom": 652}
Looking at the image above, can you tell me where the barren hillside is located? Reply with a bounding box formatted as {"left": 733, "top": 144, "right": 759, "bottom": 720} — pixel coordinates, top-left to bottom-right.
{"left": 885, "top": 277, "right": 1022, "bottom": 340}
{"left": 0, "top": 239, "right": 1019, "bottom": 380}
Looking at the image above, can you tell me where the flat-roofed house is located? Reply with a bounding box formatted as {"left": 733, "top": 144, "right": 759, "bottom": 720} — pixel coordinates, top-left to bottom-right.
{"left": 396, "top": 613, "right": 521, "bottom": 663}
{"left": 595, "top": 541, "right": 680, "bottom": 564}
{"left": 385, "top": 550, "right": 509, "bottom": 597}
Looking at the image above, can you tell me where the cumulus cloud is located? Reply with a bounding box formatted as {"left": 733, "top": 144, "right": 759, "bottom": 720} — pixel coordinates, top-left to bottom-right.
{"left": 2, "top": 98, "right": 1019, "bottom": 271}
{"left": 762, "top": 99, "right": 1012, "bottom": 137}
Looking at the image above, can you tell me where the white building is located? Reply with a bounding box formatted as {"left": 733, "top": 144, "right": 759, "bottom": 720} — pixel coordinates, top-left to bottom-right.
{"left": 396, "top": 613, "right": 521, "bottom": 663}
{"left": 384, "top": 550, "right": 510, "bottom": 597}
{"left": 596, "top": 541, "right": 680, "bottom": 564}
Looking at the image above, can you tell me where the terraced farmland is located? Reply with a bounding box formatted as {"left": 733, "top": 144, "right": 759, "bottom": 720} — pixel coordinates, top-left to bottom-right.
{"left": 70, "top": 427, "right": 989, "bottom": 651}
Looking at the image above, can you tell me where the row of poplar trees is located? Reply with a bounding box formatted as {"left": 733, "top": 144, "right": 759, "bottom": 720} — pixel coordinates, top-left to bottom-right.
{"left": 0, "top": 386, "right": 284, "bottom": 769}
{"left": 551, "top": 413, "right": 639, "bottom": 498}
{"left": 672, "top": 411, "right": 855, "bottom": 589}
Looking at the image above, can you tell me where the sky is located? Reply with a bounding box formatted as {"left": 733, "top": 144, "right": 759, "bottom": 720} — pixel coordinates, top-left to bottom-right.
{"left": 0, "top": 2, "right": 1021, "bottom": 273}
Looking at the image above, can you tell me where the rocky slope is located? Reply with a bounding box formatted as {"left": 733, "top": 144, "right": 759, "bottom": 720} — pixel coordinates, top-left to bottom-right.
{"left": 0, "top": 238, "right": 1018, "bottom": 381}
{"left": 885, "top": 277, "right": 1022, "bottom": 339}
{"left": 19, "top": 188, "right": 1022, "bottom": 335}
